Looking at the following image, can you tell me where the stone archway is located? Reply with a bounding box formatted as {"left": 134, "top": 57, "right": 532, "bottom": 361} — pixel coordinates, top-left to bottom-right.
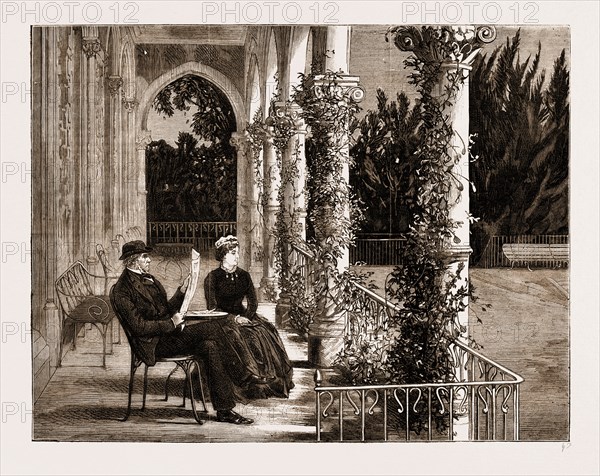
{"left": 137, "top": 62, "right": 246, "bottom": 133}
{"left": 135, "top": 62, "right": 251, "bottom": 266}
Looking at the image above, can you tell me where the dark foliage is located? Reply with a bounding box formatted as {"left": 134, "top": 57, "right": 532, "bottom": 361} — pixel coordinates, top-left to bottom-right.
{"left": 469, "top": 32, "right": 570, "bottom": 262}
{"left": 147, "top": 75, "right": 237, "bottom": 222}
{"left": 146, "top": 131, "right": 236, "bottom": 222}
{"left": 350, "top": 89, "right": 421, "bottom": 234}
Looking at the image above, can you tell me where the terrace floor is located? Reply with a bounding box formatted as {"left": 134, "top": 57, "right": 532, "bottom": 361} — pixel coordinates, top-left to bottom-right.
{"left": 33, "top": 254, "right": 570, "bottom": 443}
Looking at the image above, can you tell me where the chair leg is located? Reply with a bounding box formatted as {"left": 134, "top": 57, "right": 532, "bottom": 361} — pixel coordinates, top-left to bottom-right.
{"left": 142, "top": 365, "right": 149, "bottom": 411}
{"left": 72, "top": 323, "right": 78, "bottom": 351}
{"left": 180, "top": 362, "right": 208, "bottom": 413}
{"left": 164, "top": 364, "right": 179, "bottom": 401}
{"left": 108, "top": 320, "right": 114, "bottom": 355}
{"left": 180, "top": 362, "right": 189, "bottom": 407}
{"left": 122, "top": 355, "right": 137, "bottom": 422}
{"left": 114, "top": 319, "right": 121, "bottom": 345}
{"left": 101, "top": 324, "right": 107, "bottom": 369}
{"left": 184, "top": 361, "right": 204, "bottom": 425}
{"left": 194, "top": 360, "right": 208, "bottom": 413}
{"left": 58, "top": 322, "right": 64, "bottom": 368}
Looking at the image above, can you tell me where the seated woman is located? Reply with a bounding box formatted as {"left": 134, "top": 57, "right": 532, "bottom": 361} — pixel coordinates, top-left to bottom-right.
{"left": 204, "top": 235, "right": 294, "bottom": 399}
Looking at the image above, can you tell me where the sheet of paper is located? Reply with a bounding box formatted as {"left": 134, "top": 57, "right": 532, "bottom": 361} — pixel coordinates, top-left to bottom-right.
{"left": 180, "top": 248, "right": 200, "bottom": 315}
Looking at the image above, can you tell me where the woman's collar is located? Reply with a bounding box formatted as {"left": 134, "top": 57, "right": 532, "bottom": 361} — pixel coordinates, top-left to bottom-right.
{"left": 220, "top": 263, "right": 238, "bottom": 274}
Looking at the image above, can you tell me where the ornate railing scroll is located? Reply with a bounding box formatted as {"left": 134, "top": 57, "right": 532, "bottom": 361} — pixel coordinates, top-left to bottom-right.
{"left": 315, "top": 340, "right": 523, "bottom": 442}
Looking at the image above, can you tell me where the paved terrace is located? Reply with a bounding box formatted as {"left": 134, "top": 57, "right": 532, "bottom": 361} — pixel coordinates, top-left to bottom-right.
{"left": 33, "top": 253, "right": 569, "bottom": 442}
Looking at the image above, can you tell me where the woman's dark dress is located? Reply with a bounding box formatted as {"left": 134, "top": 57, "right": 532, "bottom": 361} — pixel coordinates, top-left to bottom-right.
{"left": 204, "top": 267, "right": 294, "bottom": 398}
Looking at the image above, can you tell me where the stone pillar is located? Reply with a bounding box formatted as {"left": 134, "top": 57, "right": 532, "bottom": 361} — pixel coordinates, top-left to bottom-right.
{"left": 388, "top": 24, "right": 497, "bottom": 441}
{"left": 325, "top": 25, "right": 351, "bottom": 73}
{"left": 270, "top": 102, "right": 308, "bottom": 325}
{"left": 40, "top": 27, "right": 61, "bottom": 369}
{"left": 389, "top": 24, "right": 496, "bottom": 338}
{"left": 259, "top": 130, "right": 280, "bottom": 301}
{"left": 306, "top": 75, "right": 363, "bottom": 367}
{"left": 82, "top": 27, "right": 104, "bottom": 274}
{"left": 324, "top": 25, "right": 351, "bottom": 271}
{"left": 230, "top": 131, "right": 256, "bottom": 276}
{"left": 107, "top": 75, "right": 123, "bottom": 240}
{"left": 441, "top": 60, "right": 472, "bottom": 335}
{"left": 306, "top": 26, "right": 365, "bottom": 367}
{"left": 121, "top": 97, "right": 136, "bottom": 230}
{"left": 135, "top": 128, "right": 151, "bottom": 239}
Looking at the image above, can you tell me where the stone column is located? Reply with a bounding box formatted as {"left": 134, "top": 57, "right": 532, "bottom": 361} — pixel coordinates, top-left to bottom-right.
{"left": 305, "top": 26, "right": 365, "bottom": 366}
{"left": 389, "top": 24, "right": 496, "bottom": 340}
{"left": 120, "top": 97, "right": 136, "bottom": 230}
{"left": 324, "top": 25, "right": 351, "bottom": 270}
{"left": 258, "top": 129, "right": 280, "bottom": 301}
{"left": 269, "top": 102, "right": 308, "bottom": 325}
{"left": 230, "top": 131, "right": 256, "bottom": 277}
{"left": 40, "top": 27, "right": 61, "bottom": 368}
{"left": 134, "top": 128, "right": 151, "bottom": 239}
{"left": 107, "top": 75, "right": 123, "bottom": 240}
{"left": 81, "top": 27, "right": 104, "bottom": 274}
{"left": 388, "top": 24, "right": 497, "bottom": 441}
{"left": 306, "top": 75, "right": 364, "bottom": 367}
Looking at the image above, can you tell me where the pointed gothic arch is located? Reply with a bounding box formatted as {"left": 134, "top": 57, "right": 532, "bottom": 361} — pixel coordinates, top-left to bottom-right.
{"left": 136, "top": 62, "right": 246, "bottom": 133}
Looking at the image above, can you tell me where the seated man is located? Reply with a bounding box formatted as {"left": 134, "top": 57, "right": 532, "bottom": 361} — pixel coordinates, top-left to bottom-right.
{"left": 111, "top": 240, "right": 269, "bottom": 425}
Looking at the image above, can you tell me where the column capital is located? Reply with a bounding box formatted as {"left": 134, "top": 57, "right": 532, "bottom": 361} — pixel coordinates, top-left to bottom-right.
{"left": 270, "top": 101, "right": 307, "bottom": 133}
{"left": 386, "top": 25, "right": 497, "bottom": 66}
{"left": 230, "top": 130, "right": 251, "bottom": 149}
{"left": 122, "top": 97, "right": 138, "bottom": 113}
{"left": 82, "top": 37, "right": 102, "bottom": 59}
{"left": 107, "top": 75, "right": 123, "bottom": 96}
{"left": 311, "top": 74, "right": 365, "bottom": 104}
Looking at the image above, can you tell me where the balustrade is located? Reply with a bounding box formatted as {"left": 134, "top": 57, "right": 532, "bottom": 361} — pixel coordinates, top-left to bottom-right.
{"left": 287, "top": 240, "right": 522, "bottom": 442}
{"left": 314, "top": 341, "right": 522, "bottom": 441}
{"left": 147, "top": 221, "right": 236, "bottom": 252}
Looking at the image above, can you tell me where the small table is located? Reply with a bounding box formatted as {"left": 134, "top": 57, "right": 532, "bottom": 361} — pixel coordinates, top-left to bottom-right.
{"left": 184, "top": 310, "right": 229, "bottom": 326}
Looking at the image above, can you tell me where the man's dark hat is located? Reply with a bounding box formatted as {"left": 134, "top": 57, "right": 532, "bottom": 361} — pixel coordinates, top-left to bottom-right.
{"left": 119, "top": 240, "right": 153, "bottom": 260}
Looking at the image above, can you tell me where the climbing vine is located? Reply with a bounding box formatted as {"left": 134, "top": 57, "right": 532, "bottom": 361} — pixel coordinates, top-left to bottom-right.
{"left": 246, "top": 107, "right": 268, "bottom": 218}
{"left": 293, "top": 71, "right": 364, "bottom": 256}
{"left": 332, "top": 25, "right": 495, "bottom": 435}
{"left": 285, "top": 71, "right": 366, "bottom": 335}
{"left": 266, "top": 98, "right": 298, "bottom": 307}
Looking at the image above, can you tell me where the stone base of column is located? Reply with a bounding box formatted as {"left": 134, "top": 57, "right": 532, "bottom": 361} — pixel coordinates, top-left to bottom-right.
{"left": 44, "top": 301, "right": 61, "bottom": 369}
{"left": 445, "top": 243, "right": 472, "bottom": 339}
{"left": 445, "top": 244, "right": 472, "bottom": 264}
{"left": 258, "top": 277, "right": 279, "bottom": 303}
{"left": 275, "top": 294, "right": 291, "bottom": 327}
{"left": 308, "top": 325, "right": 344, "bottom": 368}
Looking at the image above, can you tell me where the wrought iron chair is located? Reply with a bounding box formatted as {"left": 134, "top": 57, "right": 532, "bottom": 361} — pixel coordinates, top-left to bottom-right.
{"left": 96, "top": 243, "right": 120, "bottom": 294}
{"left": 55, "top": 261, "right": 115, "bottom": 368}
{"left": 96, "top": 243, "right": 122, "bottom": 343}
{"left": 109, "top": 286, "right": 208, "bottom": 424}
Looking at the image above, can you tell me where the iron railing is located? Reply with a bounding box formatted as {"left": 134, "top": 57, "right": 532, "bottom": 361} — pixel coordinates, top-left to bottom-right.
{"left": 147, "top": 221, "right": 236, "bottom": 252}
{"left": 350, "top": 235, "right": 407, "bottom": 266}
{"left": 290, "top": 241, "right": 400, "bottom": 348}
{"left": 478, "top": 234, "right": 569, "bottom": 268}
{"left": 315, "top": 340, "right": 523, "bottom": 442}
{"left": 288, "top": 240, "right": 523, "bottom": 442}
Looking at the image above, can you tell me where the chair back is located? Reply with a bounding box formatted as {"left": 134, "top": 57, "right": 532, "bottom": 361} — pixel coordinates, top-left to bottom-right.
{"left": 96, "top": 243, "right": 118, "bottom": 276}
{"left": 55, "top": 261, "right": 95, "bottom": 318}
